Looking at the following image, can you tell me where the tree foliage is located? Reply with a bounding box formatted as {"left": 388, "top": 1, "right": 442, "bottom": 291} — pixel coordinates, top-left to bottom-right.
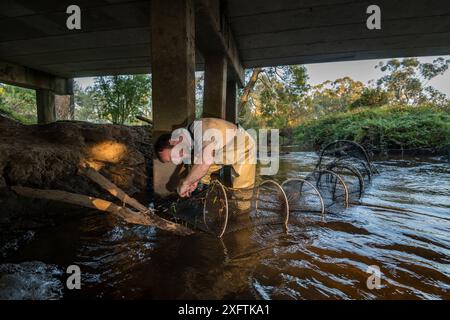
{"left": 376, "top": 57, "right": 450, "bottom": 105}
{"left": 238, "top": 57, "right": 449, "bottom": 133}
{"left": 91, "top": 75, "right": 151, "bottom": 124}
{"left": 308, "top": 77, "right": 365, "bottom": 115}
{"left": 74, "top": 81, "right": 100, "bottom": 122}
{"left": 350, "top": 87, "right": 389, "bottom": 109}
{"left": 294, "top": 104, "right": 450, "bottom": 151}
{"left": 239, "top": 65, "right": 310, "bottom": 129}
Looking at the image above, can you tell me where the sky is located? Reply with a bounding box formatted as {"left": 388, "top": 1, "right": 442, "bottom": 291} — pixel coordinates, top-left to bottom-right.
{"left": 76, "top": 55, "right": 450, "bottom": 96}
{"left": 306, "top": 55, "right": 450, "bottom": 95}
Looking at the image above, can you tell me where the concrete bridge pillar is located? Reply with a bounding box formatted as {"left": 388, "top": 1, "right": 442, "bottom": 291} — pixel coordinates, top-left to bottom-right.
{"left": 151, "top": 0, "right": 196, "bottom": 196}
{"left": 225, "top": 79, "right": 238, "bottom": 124}
{"left": 203, "top": 54, "right": 227, "bottom": 119}
{"left": 36, "top": 89, "right": 56, "bottom": 124}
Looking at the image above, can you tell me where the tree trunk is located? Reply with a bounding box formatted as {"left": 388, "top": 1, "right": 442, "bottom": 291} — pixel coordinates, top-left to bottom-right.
{"left": 238, "top": 68, "right": 262, "bottom": 114}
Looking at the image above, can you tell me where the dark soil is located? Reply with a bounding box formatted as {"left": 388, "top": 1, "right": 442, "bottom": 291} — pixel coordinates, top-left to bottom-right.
{"left": 0, "top": 115, "right": 153, "bottom": 235}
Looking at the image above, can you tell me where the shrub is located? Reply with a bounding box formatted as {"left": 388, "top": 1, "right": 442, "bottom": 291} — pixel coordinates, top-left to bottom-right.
{"left": 293, "top": 104, "right": 450, "bottom": 151}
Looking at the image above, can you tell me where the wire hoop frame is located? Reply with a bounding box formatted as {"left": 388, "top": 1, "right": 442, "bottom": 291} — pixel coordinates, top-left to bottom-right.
{"left": 254, "top": 179, "right": 290, "bottom": 230}
{"left": 307, "top": 169, "right": 350, "bottom": 209}
{"left": 281, "top": 178, "right": 325, "bottom": 221}
{"left": 316, "top": 140, "right": 378, "bottom": 177}
{"left": 326, "top": 162, "right": 365, "bottom": 199}
{"left": 203, "top": 180, "right": 229, "bottom": 238}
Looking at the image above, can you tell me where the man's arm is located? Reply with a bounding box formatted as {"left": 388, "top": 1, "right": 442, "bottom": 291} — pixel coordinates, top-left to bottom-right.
{"left": 178, "top": 141, "right": 215, "bottom": 197}
{"left": 183, "top": 163, "right": 211, "bottom": 186}
{"left": 186, "top": 138, "right": 216, "bottom": 185}
{"left": 178, "top": 163, "right": 210, "bottom": 197}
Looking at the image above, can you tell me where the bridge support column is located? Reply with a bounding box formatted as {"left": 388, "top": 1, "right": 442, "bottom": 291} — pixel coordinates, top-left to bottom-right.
{"left": 203, "top": 54, "right": 227, "bottom": 119}
{"left": 151, "top": 0, "right": 196, "bottom": 196}
{"left": 36, "top": 89, "right": 56, "bottom": 124}
{"left": 68, "top": 79, "right": 75, "bottom": 120}
{"left": 225, "top": 79, "right": 238, "bottom": 124}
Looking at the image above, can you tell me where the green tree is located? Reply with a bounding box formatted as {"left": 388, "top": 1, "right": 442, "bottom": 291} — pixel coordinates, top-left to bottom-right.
{"left": 241, "top": 65, "right": 309, "bottom": 130}
{"left": 92, "top": 75, "right": 151, "bottom": 124}
{"left": 73, "top": 81, "right": 101, "bottom": 122}
{"left": 195, "top": 73, "right": 205, "bottom": 118}
{"left": 0, "top": 85, "right": 4, "bottom": 105}
{"left": 309, "top": 77, "right": 365, "bottom": 115}
{"left": 376, "top": 57, "right": 450, "bottom": 105}
{"left": 350, "top": 87, "right": 389, "bottom": 109}
{"left": 0, "top": 83, "right": 37, "bottom": 123}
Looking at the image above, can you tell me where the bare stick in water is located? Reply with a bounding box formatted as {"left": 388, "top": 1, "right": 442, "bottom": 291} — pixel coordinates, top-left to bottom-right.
{"left": 78, "top": 166, "right": 194, "bottom": 234}
{"left": 79, "top": 166, "right": 148, "bottom": 212}
{"left": 11, "top": 186, "right": 194, "bottom": 236}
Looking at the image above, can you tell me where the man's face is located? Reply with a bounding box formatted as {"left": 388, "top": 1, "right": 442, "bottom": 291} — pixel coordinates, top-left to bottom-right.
{"left": 158, "top": 145, "right": 187, "bottom": 164}
{"left": 158, "top": 134, "right": 191, "bottom": 164}
{"left": 158, "top": 148, "right": 172, "bottom": 163}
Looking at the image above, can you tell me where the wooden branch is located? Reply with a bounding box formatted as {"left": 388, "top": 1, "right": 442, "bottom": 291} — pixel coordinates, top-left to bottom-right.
{"left": 78, "top": 166, "right": 193, "bottom": 235}
{"left": 79, "top": 166, "right": 148, "bottom": 212}
{"left": 11, "top": 186, "right": 194, "bottom": 236}
{"left": 136, "top": 115, "right": 153, "bottom": 125}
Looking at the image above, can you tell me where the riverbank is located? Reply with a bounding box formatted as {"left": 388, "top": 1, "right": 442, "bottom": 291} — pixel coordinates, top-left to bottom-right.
{"left": 0, "top": 115, "right": 153, "bottom": 236}
{"left": 293, "top": 105, "right": 450, "bottom": 155}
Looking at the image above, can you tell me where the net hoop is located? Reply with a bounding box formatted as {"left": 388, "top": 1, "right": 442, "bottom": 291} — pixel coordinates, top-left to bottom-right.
{"left": 316, "top": 140, "right": 378, "bottom": 177}
{"left": 281, "top": 178, "right": 325, "bottom": 221}
{"left": 326, "top": 162, "right": 365, "bottom": 199}
{"left": 254, "top": 179, "right": 290, "bottom": 229}
{"left": 203, "top": 180, "right": 229, "bottom": 238}
{"left": 309, "top": 169, "right": 349, "bottom": 209}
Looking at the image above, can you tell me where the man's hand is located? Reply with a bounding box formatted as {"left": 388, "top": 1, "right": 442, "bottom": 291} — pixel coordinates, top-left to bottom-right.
{"left": 177, "top": 180, "right": 198, "bottom": 198}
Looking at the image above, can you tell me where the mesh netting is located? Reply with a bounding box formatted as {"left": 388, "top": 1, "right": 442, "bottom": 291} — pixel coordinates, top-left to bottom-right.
{"left": 316, "top": 140, "right": 377, "bottom": 180}
{"left": 304, "top": 170, "right": 349, "bottom": 210}
{"left": 281, "top": 178, "right": 325, "bottom": 223}
{"left": 251, "top": 180, "right": 289, "bottom": 228}
{"left": 203, "top": 180, "right": 229, "bottom": 237}
{"left": 167, "top": 180, "right": 289, "bottom": 237}
{"left": 166, "top": 189, "right": 208, "bottom": 232}
{"left": 325, "top": 161, "right": 365, "bottom": 201}
{"left": 165, "top": 140, "right": 378, "bottom": 238}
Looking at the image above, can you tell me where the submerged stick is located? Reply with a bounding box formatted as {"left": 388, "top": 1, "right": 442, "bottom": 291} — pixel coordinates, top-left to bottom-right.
{"left": 11, "top": 186, "right": 194, "bottom": 236}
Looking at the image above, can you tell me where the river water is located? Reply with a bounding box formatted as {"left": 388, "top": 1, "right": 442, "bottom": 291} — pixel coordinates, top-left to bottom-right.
{"left": 1, "top": 152, "right": 449, "bottom": 299}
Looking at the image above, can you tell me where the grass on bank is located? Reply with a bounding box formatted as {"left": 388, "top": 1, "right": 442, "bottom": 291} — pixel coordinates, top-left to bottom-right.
{"left": 0, "top": 105, "right": 36, "bottom": 124}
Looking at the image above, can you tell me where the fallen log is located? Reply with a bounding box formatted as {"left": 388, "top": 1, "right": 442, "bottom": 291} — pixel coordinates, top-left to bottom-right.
{"left": 79, "top": 166, "right": 148, "bottom": 212}
{"left": 78, "top": 166, "right": 193, "bottom": 235}
{"left": 11, "top": 186, "right": 194, "bottom": 236}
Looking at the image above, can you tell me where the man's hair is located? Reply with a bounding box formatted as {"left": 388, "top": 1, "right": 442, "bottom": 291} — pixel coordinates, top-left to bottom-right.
{"left": 154, "top": 133, "right": 173, "bottom": 157}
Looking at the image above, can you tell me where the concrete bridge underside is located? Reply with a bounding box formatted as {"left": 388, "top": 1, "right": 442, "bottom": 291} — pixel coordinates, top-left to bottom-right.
{"left": 1, "top": 0, "right": 449, "bottom": 195}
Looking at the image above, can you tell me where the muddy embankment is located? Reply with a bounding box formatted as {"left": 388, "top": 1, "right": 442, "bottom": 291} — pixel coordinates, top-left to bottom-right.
{"left": 0, "top": 115, "right": 153, "bottom": 234}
